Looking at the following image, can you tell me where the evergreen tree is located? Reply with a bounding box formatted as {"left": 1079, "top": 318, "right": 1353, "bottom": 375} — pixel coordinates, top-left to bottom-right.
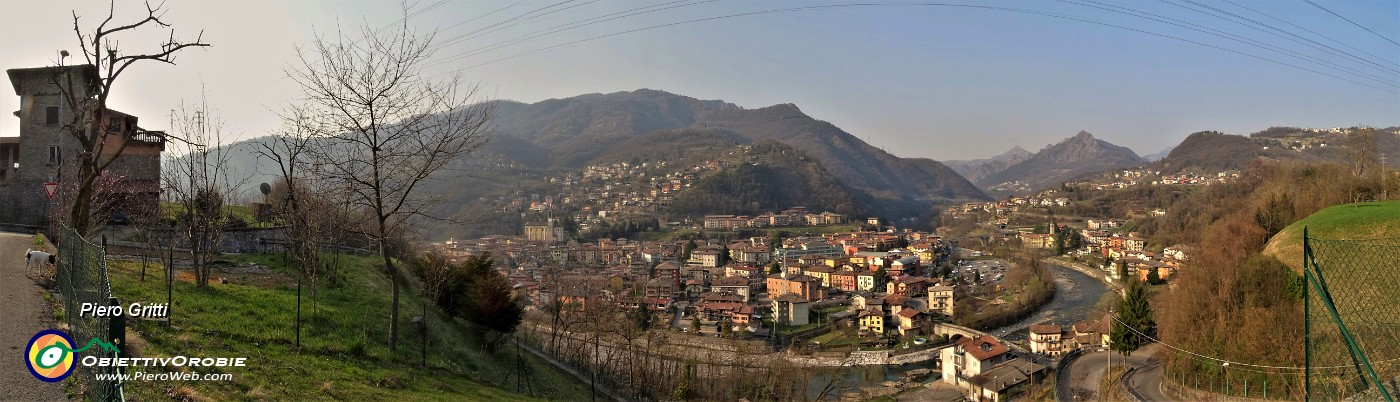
{"left": 719, "top": 242, "right": 730, "bottom": 266}
{"left": 1109, "top": 279, "right": 1155, "bottom": 355}
{"left": 1054, "top": 229, "right": 1068, "bottom": 255}
{"left": 690, "top": 316, "right": 702, "bottom": 334}
{"left": 682, "top": 239, "right": 697, "bottom": 261}
{"left": 769, "top": 261, "right": 782, "bottom": 274}
{"left": 1146, "top": 267, "right": 1163, "bottom": 285}
{"left": 633, "top": 305, "right": 653, "bottom": 331}
{"left": 874, "top": 266, "right": 889, "bottom": 290}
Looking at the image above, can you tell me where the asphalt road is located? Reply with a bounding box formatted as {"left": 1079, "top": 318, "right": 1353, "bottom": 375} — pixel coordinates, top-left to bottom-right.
{"left": 0, "top": 231, "right": 68, "bottom": 401}
{"left": 1060, "top": 343, "right": 1170, "bottom": 401}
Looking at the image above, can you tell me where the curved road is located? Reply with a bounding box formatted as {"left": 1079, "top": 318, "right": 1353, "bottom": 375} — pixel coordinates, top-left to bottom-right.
{"left": 0, "top": 231, "right": 68, "bottom": 401}
{"left": 1060, "top": 343, "right": 1172, "bottom": 401}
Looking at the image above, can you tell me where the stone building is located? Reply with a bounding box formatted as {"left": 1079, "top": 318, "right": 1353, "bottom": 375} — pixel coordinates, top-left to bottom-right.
{"left": 0, "top": 65, "right": 164, "bottom": 227}
{"left": 523, "top": 219, "right": 565, "bottom": 243}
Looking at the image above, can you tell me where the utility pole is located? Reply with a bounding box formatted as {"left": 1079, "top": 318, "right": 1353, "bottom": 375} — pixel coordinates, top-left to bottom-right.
{"left": 1381, "top": 152, "right": 1389, "bottom": 199}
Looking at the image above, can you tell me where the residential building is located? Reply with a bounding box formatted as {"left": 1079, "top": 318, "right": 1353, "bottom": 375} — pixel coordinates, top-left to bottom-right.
{"left": 1019, "top": 233, "right": 1054, "bottom": 249}
{"left": 803, "top": 265, "right": 834, "bottom": 287}
{"left": 929, "top": 285, "right": 955, "bottom": 317}
{"left": 966, "top": 359, "right": 1049, "bottom": 402}
{"left": 941, "top": 335, "right": 1014, "bottom": 387}
{"left": 772, "top": 294, "right": 810, "bottom": 326}
{"left": 688, "top": 246, "right": 724, "bottom": 267}
{"left": 896, "top": 308, "right": 924, "bottom": 336}
{"left": 710, "top": 277, "right": 751, "bottom": 302}
{"left": 773, "top": 240, "right": 843, "bottom": 260}
{"left": 733, "top": 247, "right": 771, "bottom": 264}
{"left": 887, "top": 276, "right": 931, "bottom": 296}
{"left": 2, "top": 65, "right": 165, "bottom": 227}
{"left": 831, "top": 270, "right": 858, "bottom": 292}
{"left": 856, "top": 272, "right": 877, "bottom": 292}
{"left": 858, "top": 308, "right": 884, "bottom": 336}
{"left": 766, "top": 273, "right": 825, "bottom": 302}
{"left": 1028, "top": 324, "right": 1065, "bottom": 356}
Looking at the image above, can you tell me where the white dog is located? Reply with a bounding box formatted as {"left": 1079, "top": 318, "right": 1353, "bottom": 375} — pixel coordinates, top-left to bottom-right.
{"left": 26, "top": 249, "right": 55, "bottom": 277}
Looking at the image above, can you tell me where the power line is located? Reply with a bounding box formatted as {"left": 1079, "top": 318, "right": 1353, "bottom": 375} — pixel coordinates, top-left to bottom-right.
{"left": 1055, "top": 0, "right": 1399, "bottom": 89}
{"left": 433, "top": 0, "right": 531, "bottom": 38}
{"left": 425, "top": 0, "right": 719, "bottom": 69}
{"left": 426, "top": 2, "right": 1400, "bottom": 94}
{"left": 1164, "top": 0, "right": 1400, "bottom": 76}
{"left": 432, "top": 0, "right": 598, "bottom": 52}
{"left": 1301, "top": 0, "right": 1400, "bottom": 47}
{"left": 1106, "top": 311, "right": 1400, "bottom": 372}
{"left": 1220, "top": 0, "right": 1400, "bottom": 70}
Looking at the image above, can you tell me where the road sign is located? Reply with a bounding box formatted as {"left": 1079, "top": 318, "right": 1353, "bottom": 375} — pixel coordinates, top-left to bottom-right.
{"left": 43, "top": 182, "right": 58, "bottom": 201}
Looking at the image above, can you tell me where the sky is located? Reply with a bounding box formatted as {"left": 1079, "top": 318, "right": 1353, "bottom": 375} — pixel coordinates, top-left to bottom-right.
{"left": 1, "top": 0, "right": 1397, "bottom": 161}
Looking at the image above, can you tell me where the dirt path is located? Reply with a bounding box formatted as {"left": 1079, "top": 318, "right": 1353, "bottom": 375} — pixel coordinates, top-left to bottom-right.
{"left": 0, "top": 231, "right": 68, "bottom": 401}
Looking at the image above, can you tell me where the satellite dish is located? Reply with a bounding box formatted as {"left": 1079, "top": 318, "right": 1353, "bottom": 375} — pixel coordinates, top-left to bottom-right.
{"left": 259, "top": 183, "right": 271, "bottom": 196}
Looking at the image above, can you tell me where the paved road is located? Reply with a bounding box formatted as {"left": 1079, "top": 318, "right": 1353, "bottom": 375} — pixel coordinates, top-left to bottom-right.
{"left": 1127, "top": 360, "right": 1171, "bottom": 401}
{"left": 1060, "top": 343, "right": 1169, "bottom": 401}
{"left": 0, "top": 231, "right": 68, "bottom": 401}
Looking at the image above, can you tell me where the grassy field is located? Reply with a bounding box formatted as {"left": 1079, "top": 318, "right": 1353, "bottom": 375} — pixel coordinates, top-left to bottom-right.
{"left": 808, "top": 328, "right": 865, "bottom": 348}
{"left": 1263, "top": 201, "right": 1400, "bottom": 272}
{"left": 1261, "top": 200, "right": 1400, "bottom": 395}
{"left": 160, "top": 202, "right": 274, "bottom": 228}
{"left": 101, "top": 253, "right": 589, "bottom": 401}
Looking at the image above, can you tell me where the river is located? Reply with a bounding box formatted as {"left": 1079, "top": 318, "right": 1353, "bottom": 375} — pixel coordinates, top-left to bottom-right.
{"left": 991, "top": 263, "right": 1110, "bottom": 344}
{"left": 810, "top": 262, "right": 1110, "bottom": 398}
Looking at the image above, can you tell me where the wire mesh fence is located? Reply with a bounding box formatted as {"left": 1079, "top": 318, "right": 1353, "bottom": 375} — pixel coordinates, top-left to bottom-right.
{"left": 1305, "top": 231, "right": 1400, "bottom": 401}
{"left": 55, "top": 226, "right": 125, "bottom": 402}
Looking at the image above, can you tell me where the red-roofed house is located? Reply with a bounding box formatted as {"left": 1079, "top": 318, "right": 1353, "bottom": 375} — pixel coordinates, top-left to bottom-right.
{"left": 941, "top": 335, "right": 1014, "bottom": 388}
{"left": 1028, "top": 324, "right": 1066, "bottom": 356}
{"left": 896, "top": 308, "right": 925, "bottom": 336}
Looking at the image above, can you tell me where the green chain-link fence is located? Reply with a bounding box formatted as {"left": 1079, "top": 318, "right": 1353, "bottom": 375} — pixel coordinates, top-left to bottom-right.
{"left": 55, "top": 227, "right": 126, "bottom": 402}
{"left": 1305, "top": 229, "right": 1399, "bottom": 401}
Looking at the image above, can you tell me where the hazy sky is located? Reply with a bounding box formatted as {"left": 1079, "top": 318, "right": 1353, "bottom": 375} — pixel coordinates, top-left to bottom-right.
{"left": 2, "top": 0, "right": 1397, "bottom": 161}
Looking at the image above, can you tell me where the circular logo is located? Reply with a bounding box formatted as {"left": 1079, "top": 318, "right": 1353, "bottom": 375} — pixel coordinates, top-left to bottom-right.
{"left": 26, "top": 329, "right": 76, "bottom": 383}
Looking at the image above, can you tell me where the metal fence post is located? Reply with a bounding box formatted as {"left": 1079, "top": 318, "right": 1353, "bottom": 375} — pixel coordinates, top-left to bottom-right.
{"left": 108, "top": 296, "right": 124, "bottom": 359}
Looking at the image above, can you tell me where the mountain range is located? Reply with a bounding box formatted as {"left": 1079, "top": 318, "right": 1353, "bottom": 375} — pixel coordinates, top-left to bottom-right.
{"left": 202, "top": 90, "right": 992, "bottom": 238}
{"left": 481, "top": 89, "right": 987, "bottom": 204}
{"left": 943, "top": 146, "right": 1034, "bottom": 184}
{"left": 967, "top": 131, "right": 1148, "bottom": 195}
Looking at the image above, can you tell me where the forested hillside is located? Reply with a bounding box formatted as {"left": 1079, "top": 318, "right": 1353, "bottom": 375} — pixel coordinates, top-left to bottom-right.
{"left": 669, "top": 141, "right": 868, "bottom": 217}
{"left": 1143, "top": 160, "right": 1398, "bottom": 399}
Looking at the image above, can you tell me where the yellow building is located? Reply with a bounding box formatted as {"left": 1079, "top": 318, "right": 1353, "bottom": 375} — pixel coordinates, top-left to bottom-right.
{"left": 858, "top": 308, "right": 884, "bottom": 336}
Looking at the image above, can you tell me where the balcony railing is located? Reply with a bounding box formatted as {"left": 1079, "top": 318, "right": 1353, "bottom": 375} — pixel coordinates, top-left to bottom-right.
{"left": 129, "top": 130, "right": 165, "bottom": 145}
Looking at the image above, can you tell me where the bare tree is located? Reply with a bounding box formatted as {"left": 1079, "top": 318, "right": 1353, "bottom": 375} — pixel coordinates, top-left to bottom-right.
{"left": 290, "top": 16, "right": 494, "bottom": 351}
{"left": 163, "top": 99, "right": 245, "bottom": 288}
{"left": 257, "top": 105, "right": 332, "bottom": 346}
{"left": 54, "top": 0, "right": 208, "bottom": 234}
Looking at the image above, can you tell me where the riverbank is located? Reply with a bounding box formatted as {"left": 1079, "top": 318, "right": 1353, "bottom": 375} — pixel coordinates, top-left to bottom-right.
{"left": 993, "top": 262, "right": 1110, "bottom": 344}
{"left": 1044, "top": 256, "right": 1122, "bottom": 293}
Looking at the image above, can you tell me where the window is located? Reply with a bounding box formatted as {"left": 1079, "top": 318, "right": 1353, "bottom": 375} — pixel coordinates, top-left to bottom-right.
{"left": 48, "top": 146, "right": 61, "bottom": 165}
{"left": 45, "top": 106, "right": 59, "bottom": 125}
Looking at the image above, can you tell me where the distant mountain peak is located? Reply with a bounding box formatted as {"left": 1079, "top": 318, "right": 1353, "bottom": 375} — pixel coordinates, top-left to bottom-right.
{"left": 1000, "top": 146, "right": 1032, "bottom": 158}
{"left": 976, "top": 130, "right": 1146, "bottom": 195}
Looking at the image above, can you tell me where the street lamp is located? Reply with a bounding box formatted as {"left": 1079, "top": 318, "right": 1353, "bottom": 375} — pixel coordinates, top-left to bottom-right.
{"left": 1223, "top": 362, "right": 1230, "bottom": 395}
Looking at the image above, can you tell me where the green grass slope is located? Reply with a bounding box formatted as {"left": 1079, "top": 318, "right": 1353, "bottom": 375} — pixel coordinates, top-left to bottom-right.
{"left": 103, "top": 254, "right": 587, "bottom": 401}
{"left": 1263, "top": 200, "right": 1400, "bottom": 272}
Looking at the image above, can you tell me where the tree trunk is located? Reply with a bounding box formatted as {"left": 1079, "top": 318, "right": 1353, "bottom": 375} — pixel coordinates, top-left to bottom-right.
{"left": 382, "top": 240, "right": 400, "bottom": 352}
